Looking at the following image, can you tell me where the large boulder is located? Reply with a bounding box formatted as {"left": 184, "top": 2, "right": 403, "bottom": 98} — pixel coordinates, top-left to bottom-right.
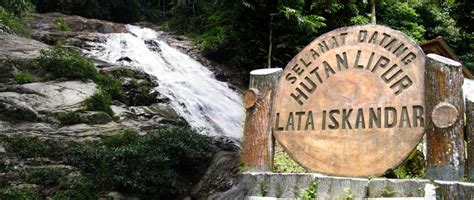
{"left": 190, "top": 151, "right": 241, "bottom": 200}
{"left": 0, "top": 81, "right": 98, "bottom": 123}
{"left": 0, "top": 33, "right": 48, "bottom": 61}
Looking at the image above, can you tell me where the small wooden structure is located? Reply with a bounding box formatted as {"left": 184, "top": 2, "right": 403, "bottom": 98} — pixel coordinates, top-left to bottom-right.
{"left": 420, "top": 36, "right": 473, "bottom": 79}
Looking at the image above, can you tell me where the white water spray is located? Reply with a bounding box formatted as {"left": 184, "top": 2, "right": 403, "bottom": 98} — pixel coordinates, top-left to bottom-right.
{"left": 87, "top": 25, "right": 244, "bottom": 139}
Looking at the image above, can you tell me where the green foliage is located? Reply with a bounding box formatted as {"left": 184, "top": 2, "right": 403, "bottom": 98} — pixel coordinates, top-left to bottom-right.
{"left": 257, "top": 181, "right": 269, "bottom": 196}
{"left": 0, "top": 187, "right": 40, "bottom": 200}
{"left": 394, "top": 148, "right": 426, "bottom": 179}
{"left": 281, "top": 6, "right": 326, "bottom": 33}
{"left": 340, "top": 187, "right": 355, "bottom": 200}
{"left": 125, "top": 79, "right": 155, "bottom": 106}
{"left": 93, "top": 73, "right": 124, "bottom": 102}
{"left": 48, "top": 175, "right": 96, "bottom": 199}
{"left": 63, "top": 127, "right": 213, "bottom": 199}
{"left": 32, "top": 0, "right": 142, "bottom": 23}
{"left": 273, "top": 144, "right": 306, "bottom": 173}
{"left": 22, "top": 168, "right": 63, "bottom": 186}
{"left": 27, "top": 0, "right": 474, "bottom": 74}
{"left": 380, "top": 2, "right": 426, "bottom": 42}
{"left": 12, "top": 71, "right": 33, "bottom": 84}
{"left": 0, "top": 9, "right": 27, "bottom": 34}
{"left": 6, "top": 137, "right": 57, "bottom": 158}
{"left": 3, "top": 127, "right": 214, "bottom": 199}
{"left": 84, "top": 92, "right": 114, "bottom": 117}
{"left": 350, "top": 14, "right": 371, "bottom": 25}
{"left": 0, "top": 0, "right": 35, "bottom": 16}
{"left": 55, "top": 18, "right": 70, "bottom": 31}
{"left": 37, "top": 46, "right": 129, "bottom": 111}
{"left": 38, "top": 46, "right": 97, "bottom": 80}
{"left": 301, "top": 180, "right": 318, "bottom": 200}
{"left": 461, "top": 53, "right": 474, "bottom": 71}
{"left": 108, "top": 68, "right": 135, "bottom": 78}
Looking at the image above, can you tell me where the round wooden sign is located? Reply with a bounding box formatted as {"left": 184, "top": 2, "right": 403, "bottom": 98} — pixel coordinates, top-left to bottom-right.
{"left": 272, "top": 24, "right": 425, "bottom": 177}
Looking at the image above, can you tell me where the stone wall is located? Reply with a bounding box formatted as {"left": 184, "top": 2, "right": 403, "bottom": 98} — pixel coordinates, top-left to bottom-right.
{"left": 217, "top": 172, "right": 474, "bottom": 199}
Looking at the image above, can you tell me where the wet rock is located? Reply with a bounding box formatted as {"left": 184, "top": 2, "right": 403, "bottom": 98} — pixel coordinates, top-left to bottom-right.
{"left": 99, "top": 191, "right": 140, "bottom": 200}
{"left": 144, "top": 40, "right": 161, "bottom": 52}
{"left": 117, "top": 57, "right": 132, "bottom": 62}
{"left": 0, "top": 94, "right": 39, "bottom": 122}
{"left": 32, "top": 31, "right": 80, "bottom": 45}
{"left": 78, "top": 111, "right": 113, "bottom": 125}
{"left": 0, "top": 145, "right": 5, "bottom": 154}
{"left": 25, "top": 13, "right": 127, "bottom": 34}
{"left": 0, "top": 33, "right": 48, "bottom": 60}
{"left": 191, "top": 151, "right": 241, "bottom": 200}
{"left": 14, "top": 81, "right": 97, "bottom": 112}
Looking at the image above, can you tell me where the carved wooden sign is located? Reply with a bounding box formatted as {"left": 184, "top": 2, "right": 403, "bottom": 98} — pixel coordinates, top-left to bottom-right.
{"left": 272, "top": 25, "right": 426, "bottom": 177}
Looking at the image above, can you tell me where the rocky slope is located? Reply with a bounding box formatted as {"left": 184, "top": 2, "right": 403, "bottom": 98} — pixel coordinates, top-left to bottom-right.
{"left": 0, "top": 13, "right": 240, "bottom": 199}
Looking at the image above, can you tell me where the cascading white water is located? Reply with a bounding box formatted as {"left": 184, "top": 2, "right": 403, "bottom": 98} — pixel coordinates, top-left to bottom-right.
{"left": 87, "top": 25, "right": 244, "bottom": 139}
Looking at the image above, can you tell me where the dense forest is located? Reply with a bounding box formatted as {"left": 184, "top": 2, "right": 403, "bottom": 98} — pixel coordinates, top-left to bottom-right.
{"left": 2, "top": 0, "right": 470, "bottom": 73}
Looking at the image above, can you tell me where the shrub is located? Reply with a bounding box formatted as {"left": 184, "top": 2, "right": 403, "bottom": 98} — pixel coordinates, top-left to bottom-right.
{"left": 0, "top": 187, "right": 40, "bottom": 200}
{"left": 49, "top": 175, "right": 96, "bottom": 199}
{"left": 394, "top": 148, "right": 426, "bottom": 178}
{"left": 301, "top": 180, "right": 318, "bottom": 200}
{"left": 273, "top": 143, "right": 306, "bottom": 173}
{"left": 63, "top": 127, "right": 214, "bottom": 199}
{"left": 83, "top": 92, "right": 114, "bottom": 117}
{"left": 38, "top": 46, "right": 97, "bottom": 80}
{"left": 6, "top": 137, "right": 56, "bottom": 158}
{"left": 93, "top": 74, "right": 124, "bottom": 102}
{"left": 55, "top": 18, "right": 70, "bottom": 31}
{"left": 108, "top": 68, "right": 135, "bottom": 78}
{"left": 22, "top": 168, "right": 63, "bottom": 187}
{"left": 3, "top": 127, "right": 215, "bottom": 199}
{"left": 0, "top": 9, "right": 25, "bottom": 34}
{"left": 12, "top": 71, "right": 33, "bottom": 84}
{"left": 0, "top": 0, "right": 35, "bottom": 16}
{"left": 126, "top": 79, "right": 155, "bottom": 106}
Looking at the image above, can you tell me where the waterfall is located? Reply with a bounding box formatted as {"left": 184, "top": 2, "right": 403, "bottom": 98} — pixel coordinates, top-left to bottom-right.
{"left": 87, "top": 25, "right": 244, "bottom": 139}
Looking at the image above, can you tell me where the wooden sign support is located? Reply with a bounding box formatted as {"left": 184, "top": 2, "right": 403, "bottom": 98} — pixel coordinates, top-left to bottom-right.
{"left": 425, "top": 53, "right": 465, "bottom": 181}
{"left": 242, "top": 68, "right": 282, "bottom": 171}
{"left": 467, "top": 98, "right": 474, "bottom": 181}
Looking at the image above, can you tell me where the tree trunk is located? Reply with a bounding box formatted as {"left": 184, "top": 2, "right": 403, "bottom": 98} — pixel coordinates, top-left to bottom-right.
{"left": 267, "top": 15, "right": 273, "bottom": 68}
{"left": 425, "top": 53, "right": 465, "bottom": 181}
{"left": 242, "top": 68, "right": 282, "bottom": 171}
{"left": 370, "top": 0, "right": 376, "bottom": 24}
{"left": 303, "top": 0, "right": 313, "bottom": 14}
{"left": 467, "top": 98, "right": 474, "bottom": 181}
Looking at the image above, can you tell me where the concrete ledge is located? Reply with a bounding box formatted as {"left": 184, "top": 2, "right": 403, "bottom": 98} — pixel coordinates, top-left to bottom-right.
{"left": 217, "top": 172, "right": 474, "bottom": 199}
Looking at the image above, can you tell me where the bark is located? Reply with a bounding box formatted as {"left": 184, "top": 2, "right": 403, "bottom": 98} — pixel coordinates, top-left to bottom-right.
{"left": 242, "top": 68, "right": 282, "bottom": 171}
{"left": 425, "top": 53, "right": 465, "bottom": 181}
{"left": 467, "top": 98, "right": 474, "bottom": 181}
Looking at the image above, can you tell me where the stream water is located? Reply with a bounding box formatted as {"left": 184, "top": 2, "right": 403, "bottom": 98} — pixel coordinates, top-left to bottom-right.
{"left": 87, "top": 25, "right": 244, "bottom": 139}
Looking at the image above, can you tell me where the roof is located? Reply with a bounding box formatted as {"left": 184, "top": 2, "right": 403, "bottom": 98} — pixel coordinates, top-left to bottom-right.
{"left": 420, "top": 36, "right": 474, "bottom": 79}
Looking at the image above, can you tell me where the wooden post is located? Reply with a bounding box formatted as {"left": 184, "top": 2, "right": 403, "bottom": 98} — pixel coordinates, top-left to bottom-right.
{"left": 425, "top": 53, "right": 465, "bottom": 181}
{"left": 467, "top": 98, "right": 474, "bottom": 181}
{"left": 242, "top": 68, "right": 282, "bottom": 171}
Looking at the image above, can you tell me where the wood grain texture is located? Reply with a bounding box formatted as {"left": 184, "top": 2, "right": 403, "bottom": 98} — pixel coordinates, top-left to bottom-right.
{"left": 244, "top": 89, "right": 258, "bottom": 109}
{"left": 466, "top": 99, "right": 474, "bottom": 181}
{"left": 272, "top": 25, "right": 426, "bottom": 177}
{"left": 242, "top": 68, "right": 282, "bottom": 171}
{"left": 431, "top": 102, "right": 458, "bottom": 128}
{"left": 425, "top": 53, "right": 465, "bottom": 181}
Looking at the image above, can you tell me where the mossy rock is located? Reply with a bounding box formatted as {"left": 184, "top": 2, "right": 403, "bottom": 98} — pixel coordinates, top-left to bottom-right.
{"left": 78, "top": 111, "right": 113, "bottom": 125}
